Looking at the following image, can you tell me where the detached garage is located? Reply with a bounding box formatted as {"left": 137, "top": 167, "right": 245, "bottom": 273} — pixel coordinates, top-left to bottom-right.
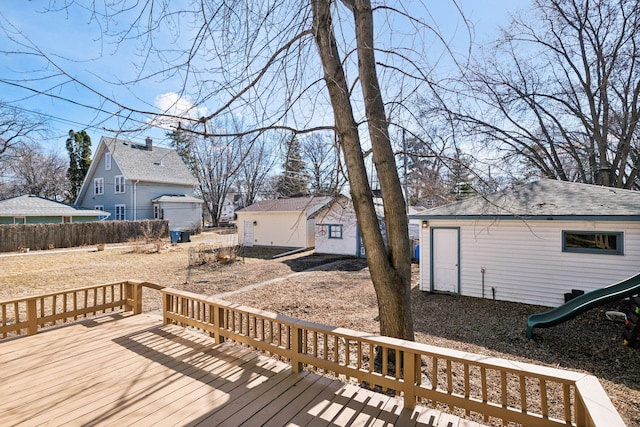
{"left": 410, "top": 180, "right": 640, "bottom": 307}
{"left": 236, "top": 196, "right": 334, "bottom": 249}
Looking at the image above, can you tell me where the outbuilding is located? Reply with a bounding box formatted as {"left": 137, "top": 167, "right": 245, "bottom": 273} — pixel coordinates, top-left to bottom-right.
{"left": 410, "top": 180, "right": 640, "bottom": 307}
{"left": 236, "top": 196, "right": 334, "bottom": 249}
{"left": 312, "top": 196, "right": 385, "bottom": 258}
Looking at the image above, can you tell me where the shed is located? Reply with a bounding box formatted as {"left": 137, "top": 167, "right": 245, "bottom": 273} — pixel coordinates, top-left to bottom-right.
{"left": 410, "top": 180, "right": 640, "bottom": 307}
{"left": 312, "top": 196, "right": 385, "bottom": 257}
{"left": 0, "top": 195, "right": 109, "bottom": 224}
{"left": 236, "top": 196, "right": 334, "bottom": 248}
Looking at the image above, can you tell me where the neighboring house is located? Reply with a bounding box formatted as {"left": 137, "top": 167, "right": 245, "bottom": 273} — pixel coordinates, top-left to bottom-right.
{"left": 0, "top": 195, "right": 109, "bottom": 224}
{"left": 312, "top": 196, "right": 385, "bottom": 258}
{"left": 236, "top": 196, "right": 334, "bottom": 248}
{"left": 410, "top": 179, "right": 640, "bottom": 307}
{"left": 75, "top": 136, "right": 203, "bottom": 232}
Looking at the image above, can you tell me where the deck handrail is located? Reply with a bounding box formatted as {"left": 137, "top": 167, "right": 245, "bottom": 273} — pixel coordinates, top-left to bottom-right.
{"left": 0, "top": 283, "right": 625, "bottom": 427}
{"left": 161, "top": 287, "right": 626, "bottom": 427}
{"left": 0, "top": 280, "right": 160, "bottom": 338}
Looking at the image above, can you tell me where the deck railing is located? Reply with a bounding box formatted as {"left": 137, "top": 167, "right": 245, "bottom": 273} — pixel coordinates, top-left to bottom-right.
{"left": 162, "top": 287, "right": 625, "bottom": 427}
{"left": 0, "top": 280, "right": 158, "bottom": 339}
{"left": 0, "top": 283, "right": 625, "bottom": 427}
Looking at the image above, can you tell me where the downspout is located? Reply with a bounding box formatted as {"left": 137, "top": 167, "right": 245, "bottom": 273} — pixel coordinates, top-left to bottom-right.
{"left": 133, "top": 180, "right": 139, "bottom": 220}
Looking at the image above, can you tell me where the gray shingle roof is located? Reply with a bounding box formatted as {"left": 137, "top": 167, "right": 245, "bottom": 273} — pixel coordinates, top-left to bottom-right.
{"left": 237, "top": 196, "right": 334, "bottom": 215}
{"left": 0, "top": 195, "right": 109, "bottom": 217}
{"left": 411, "top": 180, "right": 640, "bottom": 219}
{"left": 104, "top": 137, "right": 197, "bottom": 186}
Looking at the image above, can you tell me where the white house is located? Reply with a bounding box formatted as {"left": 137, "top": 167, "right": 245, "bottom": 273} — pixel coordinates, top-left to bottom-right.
{"left": 75, "top": 136, "right": 203, "bottom": 232}
{"left": 312, "top": 196, "right": 385, "bottom": 257}
{"left": 410, "top": 180, "right": 640, "bottom": 307}
{"left": 236, "top": 196, "right": 334, "bottom": 248}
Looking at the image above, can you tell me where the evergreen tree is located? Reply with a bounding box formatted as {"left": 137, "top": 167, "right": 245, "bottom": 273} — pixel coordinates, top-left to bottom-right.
{"left": 276, "top": 135, "right": 308, "bottom": 197}
{"left": 66, "top": 129, "right": 91, "bottom": 201}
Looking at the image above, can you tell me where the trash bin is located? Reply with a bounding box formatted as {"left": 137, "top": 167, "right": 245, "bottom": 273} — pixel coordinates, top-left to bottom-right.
{"left": 181, "top": 230, "right": 191, "bottom": 243}
{"left": 170, "top": 230, "right": 181, "bottom": 243}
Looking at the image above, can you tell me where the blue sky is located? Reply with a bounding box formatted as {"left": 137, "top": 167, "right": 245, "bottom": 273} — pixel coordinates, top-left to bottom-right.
{"left": 0, "top": 1, "right": 529, "bottom": 155}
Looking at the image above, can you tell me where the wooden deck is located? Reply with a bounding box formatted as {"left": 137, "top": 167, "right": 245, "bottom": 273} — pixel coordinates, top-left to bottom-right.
{"left": 0, "top": 312, "right": 482, "bottom": 427}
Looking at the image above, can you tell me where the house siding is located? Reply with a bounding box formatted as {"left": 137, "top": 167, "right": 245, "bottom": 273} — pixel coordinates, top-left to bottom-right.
{"left": 236, "top": 211, "right": 311, "bottom": 248}
{"left": 420, "top": 219, "right": 640, "bottom": 307}
{"left": 156, "top": 201, "right": 202, "bottom": 231}
{"left": 77, "top": 142, "right": 198, "bottom": 224}
{"left": 314, "top": 204, "right": 358, "bottom": 256}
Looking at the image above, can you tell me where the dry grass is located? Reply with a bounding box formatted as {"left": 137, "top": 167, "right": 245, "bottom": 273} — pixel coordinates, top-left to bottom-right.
{"left": 0, "top": 230, "right": 638, "bottom": 426}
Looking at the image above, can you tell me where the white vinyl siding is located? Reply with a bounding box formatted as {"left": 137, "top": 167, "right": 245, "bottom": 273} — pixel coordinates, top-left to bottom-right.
{"left": 236, "top": 211, "right": 314, "bottom": 248}
{"left": 420, "top": 219, "right": 640, "bottom": 307}
{"left": 94, "top": 178, "right": 104, "bottom": 195}
{"left": 115, "top": 175, "right": 125, "bottom": 194}
{"left": 115, "top": 204, "right": 126, "bottom": 220}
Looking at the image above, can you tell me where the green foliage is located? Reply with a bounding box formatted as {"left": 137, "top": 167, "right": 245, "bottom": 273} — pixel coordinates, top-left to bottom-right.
{"left": 276, "top": 135, "right": 308, "bottom": 197}
{"left": 167, "top": 129, "right": 198, "bottom": 177}
{"left": 66, "top": 130, "right": 92, "bottom": 201}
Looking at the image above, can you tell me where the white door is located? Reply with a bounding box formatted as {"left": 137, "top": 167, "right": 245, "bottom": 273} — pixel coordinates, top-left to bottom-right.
{"left": 432, "top": 228, "right": 459, "bottom": 293}
{"left": 243, "top": 221, "right": 254, "bottom": 247}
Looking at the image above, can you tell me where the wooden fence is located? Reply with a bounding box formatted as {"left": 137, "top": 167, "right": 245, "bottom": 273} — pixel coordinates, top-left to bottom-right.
{"left": 0, "top": 220, "right": 169, "bottom": 253}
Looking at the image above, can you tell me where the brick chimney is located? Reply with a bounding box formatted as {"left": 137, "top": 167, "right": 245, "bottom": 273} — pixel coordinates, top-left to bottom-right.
{"left": 145, "top": 137, "right": 153, "bottom": 151}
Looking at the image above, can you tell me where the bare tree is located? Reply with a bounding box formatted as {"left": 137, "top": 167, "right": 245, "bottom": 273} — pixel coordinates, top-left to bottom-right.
{"left": 0, "top": 1, "right": 468, "bottom": 340}
{"left": 1, "top": 142, "right": 68, "bottom": 199}
{"left": 302, "top": 132, "right": 343, "bottom": 196}
{"left": 237, "top": 133, "right": 276, "bottom": 207}
{"left": 169, "top": 119, "right": 245, "bottom": 226}
{"left": 0, "top": 104, "right": 46, "bottom": 160}
{"left": 445, "top": 0, "right": 640, "bottom": 188}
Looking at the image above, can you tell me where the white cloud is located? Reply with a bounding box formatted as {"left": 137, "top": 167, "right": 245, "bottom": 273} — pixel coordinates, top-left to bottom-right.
{"left": 150, "top": 92, "right": 209, "bottom": 130}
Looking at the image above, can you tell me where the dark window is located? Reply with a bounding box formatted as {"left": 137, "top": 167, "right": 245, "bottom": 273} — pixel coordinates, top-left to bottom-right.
{"left": 562, "top": 231, "right": 623, "bottom": 255}
{"left": 328, "top": 224, "right": 343, "bottom": 239}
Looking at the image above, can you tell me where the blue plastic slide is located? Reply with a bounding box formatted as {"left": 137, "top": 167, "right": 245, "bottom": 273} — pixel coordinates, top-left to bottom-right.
{"left": 526, "top": 272, "right": 640, "bottom": 338}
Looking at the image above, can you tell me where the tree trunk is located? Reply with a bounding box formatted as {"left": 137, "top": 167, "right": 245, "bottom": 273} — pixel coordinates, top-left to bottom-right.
{"left": 312, "top": 0, "right": 414, "bottom": 341}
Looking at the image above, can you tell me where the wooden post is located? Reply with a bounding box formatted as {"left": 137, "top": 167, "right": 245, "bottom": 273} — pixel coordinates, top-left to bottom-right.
{"left": 124, "top": 283, "right": 132, "bottom": 312}
{"left": 213, "top": 305, "right": 225, "bottom": 343}
{"left": 162, "top": 291, "right": 170, "bottom": 325}
{"left": 291, "top": 325, "right": 303, "bottom": 373}
{"left": 26, "top": 298, "right": 38, "bottom": 336}
{"left": 132, "top": 283, "right": 142, "bottom": 315}
{"left": 402, "top": 350, "right": 417, "bottom": 409}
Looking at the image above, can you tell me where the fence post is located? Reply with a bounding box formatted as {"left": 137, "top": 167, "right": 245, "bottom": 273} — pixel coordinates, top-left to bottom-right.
{"left": 26, "top": 298, "right": 38, "bottom": 336}
{"left": 402, "top": 349, "right": 417, "bottom": 409}
{"left": 162, "top": 291, "right": 170, "bottom": 325}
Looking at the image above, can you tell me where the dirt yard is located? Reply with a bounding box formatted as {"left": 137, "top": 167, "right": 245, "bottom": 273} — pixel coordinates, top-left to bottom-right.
{"left": 0, "top": 230, "right": 638, "bottom": 426}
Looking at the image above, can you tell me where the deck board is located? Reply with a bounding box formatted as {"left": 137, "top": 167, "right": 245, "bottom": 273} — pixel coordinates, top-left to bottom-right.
{"left": 0, "top": 312, "right": 483, "bottom": 426}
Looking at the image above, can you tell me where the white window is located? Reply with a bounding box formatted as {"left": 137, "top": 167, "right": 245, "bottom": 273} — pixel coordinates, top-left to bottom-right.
{"left": 94, "top": 178, "right": 104, "bottom": 195}
{"left": 153, "top": 205, "right": 162, "bottom": 219}
{"left": 13, "top": 217, "right": 26, "bottom": 224}
{"left": 115, "top": 175, "right": 126, "bottom": 194}
{"left": 115, "top": 204, "right": 126, "bottom": 221}
{"left": 105, "top": 152, "right": 112, "bottom": 171}
{"left": 62, "top": 216, "right": 72, "bottom": 224}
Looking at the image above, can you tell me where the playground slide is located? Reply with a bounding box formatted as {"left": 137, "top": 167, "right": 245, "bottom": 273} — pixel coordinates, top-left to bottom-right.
{"left": 526, "top": 272, "right": 640, "bottom": 338}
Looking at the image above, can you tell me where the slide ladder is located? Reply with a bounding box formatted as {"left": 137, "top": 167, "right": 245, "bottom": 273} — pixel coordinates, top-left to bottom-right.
{"left": 623, "top": 296, "right": 640, "bottom": 348}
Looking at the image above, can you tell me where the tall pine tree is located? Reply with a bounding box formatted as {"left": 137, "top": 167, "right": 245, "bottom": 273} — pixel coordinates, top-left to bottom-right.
{"left": 66, "top": 130, "right": 92, "bottom": 201}
{"left": 276, "top": 135, "right": 308, "bottom": 197}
